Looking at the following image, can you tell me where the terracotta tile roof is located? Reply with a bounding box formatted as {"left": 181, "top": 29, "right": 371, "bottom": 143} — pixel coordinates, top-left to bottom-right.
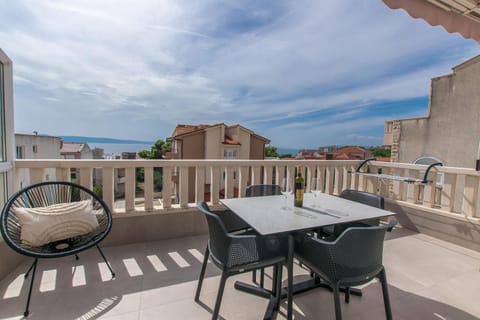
{"left": 334, "top": 153, "right": 350, "bottom": 160}
{"left": 335, "top": 146, "right": 368, "bottom": 153}
{"left": 61, "top": 142, "right": 85, "bottom": 153}
{"left": 375, "top": 157, "right": 391, "bottom": 162}
{"left": 171, "top": 123, "right": 228, "bottom": 138}
{"left": 171, "top": 123, "right": 269, "bottom": 143}
{"left": 223, "top": 135, "right": 240, "bottom": 145}
{"left": 173, "top": 124, "right": 211, "bottom": 136}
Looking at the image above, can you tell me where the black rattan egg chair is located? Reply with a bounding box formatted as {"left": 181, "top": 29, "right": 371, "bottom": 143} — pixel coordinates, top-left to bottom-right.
{"left": 0, "top": 181, "right": 115, "bottom": 317}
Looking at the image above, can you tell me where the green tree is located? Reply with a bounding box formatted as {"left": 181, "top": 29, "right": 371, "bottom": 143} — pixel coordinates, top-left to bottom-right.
{"left": 93, "top": 185, "right": 103, "bottom": 198}
{"left": 279, "top": 153, "right": 293, "bottom": 158}
{"left": 138, "top": 139, "right": 171, "bottom": 159}
{"left": 369, "top": 146, "right": 391, "bottom": 158}
{"left": 138, "top": 139, "right": 171, "bottom": 191}
{"left": 265, "top": 145, "right": 279, "bottom": 158}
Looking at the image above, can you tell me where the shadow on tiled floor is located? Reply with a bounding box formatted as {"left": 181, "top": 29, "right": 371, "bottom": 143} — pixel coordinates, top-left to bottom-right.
{"left": 0, "top": 231, "right": 479, "bottom": 320}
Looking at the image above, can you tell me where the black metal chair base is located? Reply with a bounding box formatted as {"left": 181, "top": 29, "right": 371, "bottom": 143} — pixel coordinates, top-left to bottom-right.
{"left": 234, "top": 281, "right": 279, "bottom": 320}
{"left": 234, "top": 277, "right": 363, "bottom": 320}
{"left": 20, "top": 247, "right": 114, "bottom": 317}
{"left": 279, "top": 278, "right": 362, "bottom": 299}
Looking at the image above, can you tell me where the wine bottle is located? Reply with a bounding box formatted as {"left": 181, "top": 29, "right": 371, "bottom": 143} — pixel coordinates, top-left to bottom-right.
{"left": 294, "top": 166, "right": 304, "bottom": 207}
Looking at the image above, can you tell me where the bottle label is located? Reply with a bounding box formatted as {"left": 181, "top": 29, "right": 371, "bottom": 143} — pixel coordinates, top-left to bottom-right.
{"left": 295, "top": 187, "right": 304, "bottom": 207}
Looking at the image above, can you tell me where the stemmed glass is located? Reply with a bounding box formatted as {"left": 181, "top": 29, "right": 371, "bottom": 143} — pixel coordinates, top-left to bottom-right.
{"left": 281, "top": 178, "right": 292, "bottom": 210}
{"left": 311, "top": 178, "right": 321, "bottom": 208}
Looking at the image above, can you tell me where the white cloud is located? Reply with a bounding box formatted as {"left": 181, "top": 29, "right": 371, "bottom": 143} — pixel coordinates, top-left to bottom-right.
{"left": 1, "top": 0, "right": 478, "bottom": 145}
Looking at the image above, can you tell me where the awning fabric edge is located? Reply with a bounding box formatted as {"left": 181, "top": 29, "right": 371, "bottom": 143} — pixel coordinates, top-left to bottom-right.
{"left": 383, "top": 0, "right": 480, "bottom": 43}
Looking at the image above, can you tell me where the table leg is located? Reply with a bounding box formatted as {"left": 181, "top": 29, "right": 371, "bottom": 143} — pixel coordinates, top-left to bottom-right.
{"left": 234, "top": 264, "right": 281, "bottom": 320}
{"left": 287, "top": 235, "right": 294, "bottom": 320}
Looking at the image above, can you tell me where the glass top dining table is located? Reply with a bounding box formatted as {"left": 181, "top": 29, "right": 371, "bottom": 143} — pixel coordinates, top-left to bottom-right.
{"left": 221, "top": 192, "right": 395, "bottom": 236}
{"left": 221, "top": 191, "right": 396, "bottom": 320}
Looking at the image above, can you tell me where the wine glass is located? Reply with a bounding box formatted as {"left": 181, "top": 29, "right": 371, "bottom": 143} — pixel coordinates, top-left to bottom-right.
{"left": 311, "top": 178, "right": 321, "bottom": 208}
{"left": 281, "top": 178, "right": 292, "bottom": 210}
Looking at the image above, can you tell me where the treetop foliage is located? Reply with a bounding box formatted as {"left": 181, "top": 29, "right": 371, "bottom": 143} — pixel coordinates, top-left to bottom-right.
{"left": 138, "top": 139, "right": 171, "bottom": 159}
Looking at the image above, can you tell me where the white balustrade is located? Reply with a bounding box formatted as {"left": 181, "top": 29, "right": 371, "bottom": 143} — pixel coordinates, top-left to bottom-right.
{"left": 14, "top": 159, "right": 480, "bottom": 219}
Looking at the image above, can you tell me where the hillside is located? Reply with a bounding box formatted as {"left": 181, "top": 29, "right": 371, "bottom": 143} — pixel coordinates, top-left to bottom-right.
{"left": 61, "top": 136, "right": 153, "bottom": 145}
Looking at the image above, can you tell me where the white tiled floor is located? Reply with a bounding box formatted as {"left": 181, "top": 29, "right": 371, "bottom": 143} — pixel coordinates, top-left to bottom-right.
{"left": 1, "top": 229, "right": 479, "bottom": 320}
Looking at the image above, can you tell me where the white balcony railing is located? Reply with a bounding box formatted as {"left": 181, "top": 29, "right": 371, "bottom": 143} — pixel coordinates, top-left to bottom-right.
{"left": 14, "top": 159, "right": 480, "bottom": 220}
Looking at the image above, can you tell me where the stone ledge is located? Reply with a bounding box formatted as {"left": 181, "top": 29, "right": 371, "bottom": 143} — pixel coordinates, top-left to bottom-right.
{"left": 386, "top": 199, "right": 480, "bottom": 252}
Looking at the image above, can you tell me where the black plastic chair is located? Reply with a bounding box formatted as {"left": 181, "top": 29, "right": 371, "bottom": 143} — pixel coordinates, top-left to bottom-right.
{"left": 245, "top": 184, "right": 282, "bottom": 198}
{"left": 0, "top": 181, "right": 115, "bottom": 317}
{"left": 209, "top": 207, "right": 251, "bottom": 234}
{"left": 333, "top": 189, "right": 384, "bottom": 236}
{"left": 295, "top": 219, "right": 397, "bottom": 320}
{"left": 245, "top": 184, "right": 282, "bottom": 288}
{"left": 320, "top": 189, "right": 384, "bottom": 239}
{"left": 195, "top": 200, "right": 287, "bottom": 320}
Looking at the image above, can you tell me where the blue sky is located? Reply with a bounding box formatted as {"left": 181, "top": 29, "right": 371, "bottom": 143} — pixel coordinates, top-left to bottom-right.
{"left": 1, "top": 0, "right": 478, "bottom": 148}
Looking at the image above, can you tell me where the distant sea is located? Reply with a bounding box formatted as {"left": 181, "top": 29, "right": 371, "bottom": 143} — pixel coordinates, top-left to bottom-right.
{"left": 89, "top": 144, "right": 299, "bottom": 157}
{"left": 60, "top": 136, "right": 153, "bottom": 157}
{"left": 277, "top": 147, "right": 298, "bottom": 156}
{"left": 91, "top": 144, "right": 298, "bottom": 157}
{"left": 61, "top": 135, "right": 298, "bottom": 158}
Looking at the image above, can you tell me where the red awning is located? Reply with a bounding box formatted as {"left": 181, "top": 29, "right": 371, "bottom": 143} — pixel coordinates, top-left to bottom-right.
{"left": 383, "top": 0, "right": 480, "bottom": 43}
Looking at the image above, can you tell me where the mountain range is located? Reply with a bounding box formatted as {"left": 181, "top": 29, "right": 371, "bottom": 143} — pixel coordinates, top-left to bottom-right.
{"left": 61, "top": 136, "right": 154, "bottom": 145}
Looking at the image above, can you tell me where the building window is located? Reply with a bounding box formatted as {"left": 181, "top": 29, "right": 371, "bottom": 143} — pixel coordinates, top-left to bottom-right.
{"left": 223, "top": 149, "right": 238, "bottom": 159}
{"left": 16, "top": 146, "right": 24, "bottom": 159}
{"left": 33, "top": 144, "right": 38, "bottom": 153}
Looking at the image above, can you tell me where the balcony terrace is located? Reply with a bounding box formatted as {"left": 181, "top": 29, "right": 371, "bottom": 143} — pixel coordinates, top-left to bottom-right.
{"left": 1, "top": 159, "right": 480, "bottom": 319}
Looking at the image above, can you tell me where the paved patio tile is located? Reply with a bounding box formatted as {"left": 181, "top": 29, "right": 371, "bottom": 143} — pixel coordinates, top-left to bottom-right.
{"left": 0, "top": 231, "right": 479, "bottom": 320}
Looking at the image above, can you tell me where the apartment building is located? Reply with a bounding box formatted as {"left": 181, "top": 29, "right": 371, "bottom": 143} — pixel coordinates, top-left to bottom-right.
{"left": 60, "top": 142, "right": 93, "bottom": 182}
{"left": 168, "top": 123, "right": 270, "bottom": 201}
{"left": 384, "top": 55, "right": 480, "bottom": 168}
{"left": 15, "top": 133, "right": 63, "bottom": 187}
{"left": 296, "top": 146, "right": 372, "bottom": 160}
{"left": 334, "top": 146, "right": 372, "bottom": 160}
{"left": 15, "top": 133, "right": 62, "bottom": 160}
{"left": 60, "top": 142, "right": 93, "bottom": 160}
{"left": 168, "top": 123, "right": 269, "bottom": 160}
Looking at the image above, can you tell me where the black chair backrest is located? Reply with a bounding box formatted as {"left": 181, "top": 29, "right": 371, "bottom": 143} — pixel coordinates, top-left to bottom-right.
{"left": 1, "top": 181, "right": 112, "bottom": 258}
{"left": 339, "top": 189, "right": 384, "bottom": 209}
{"left": 246, "top": 184, "right": 282, "bottom": 197}
{"left": 330, "top": 219, "right": 396, "bottom": 281}
{"left": 198, "top": 201, "right": 232, "bottom": 266}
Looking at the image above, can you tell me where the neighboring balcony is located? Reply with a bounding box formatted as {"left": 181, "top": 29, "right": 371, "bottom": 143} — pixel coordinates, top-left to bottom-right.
{"left": 0, "top": 159, "right": 479, "bottom": 319}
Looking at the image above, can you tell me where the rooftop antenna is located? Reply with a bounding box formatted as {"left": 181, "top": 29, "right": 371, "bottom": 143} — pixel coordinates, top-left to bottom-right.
{"left": 33, "top": 131, "right": 38, "bottom": 136}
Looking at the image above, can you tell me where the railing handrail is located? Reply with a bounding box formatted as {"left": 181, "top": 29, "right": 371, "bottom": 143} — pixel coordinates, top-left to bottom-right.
{"left": 13, "top": 158, "right": 480, "bottom": 219}
{"left": 15, "top": 159, "right": 360, "bottom": 167}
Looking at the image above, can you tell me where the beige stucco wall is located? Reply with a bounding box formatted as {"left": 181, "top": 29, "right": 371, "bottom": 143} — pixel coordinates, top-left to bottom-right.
{"left": 181, "top": 134, "right": 205, "bottom": 201}
{"left": 238, "top": 128, "right": 251, "bottom": 159}
{"left": 205, "top": 126, "right": 223, "bottom": 159}
{"left": 15, "top": 134, "right": 62, "bottom": 186}
{"left": 81, "top": 144, "right": 93, "bottom": 159}
{"left": 250, "top": 136, "right": 265, "bottom": 160}
{"left": 394, "top": 56, "right": 480, "bottom": 168}
{"left": 15, "top": 134, "right": 62, "bottom": 159}
{"left": 182, "top": 133, "right": 205, "bottom": 159}
{"left": 225, "top": 126, "right": 239, "bottom": 143}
